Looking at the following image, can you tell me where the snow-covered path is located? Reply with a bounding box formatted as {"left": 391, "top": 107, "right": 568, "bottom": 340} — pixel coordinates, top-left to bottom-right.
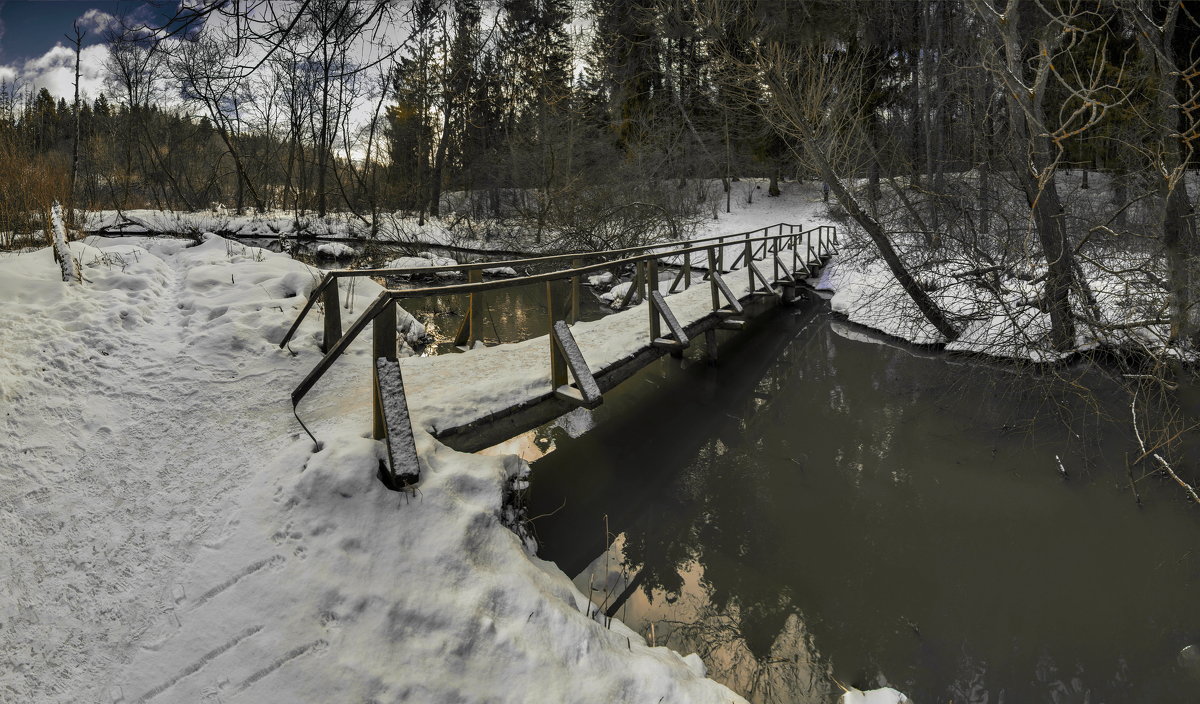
{"left": 0, "top": 239, "right": 321, "bottom": 701}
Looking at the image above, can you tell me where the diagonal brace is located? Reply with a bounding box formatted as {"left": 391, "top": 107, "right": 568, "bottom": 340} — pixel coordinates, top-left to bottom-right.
{"left": 551, "top": 320, "right": 602, "bottom": 408}
{"left": 649, "top": 291, "right": 690, "bottom": 349}
{"left": 748, "top": 261, "right": 780, "bottom": 297}
{"left": 710, "top": 271, "right": 744, "bottom": 315}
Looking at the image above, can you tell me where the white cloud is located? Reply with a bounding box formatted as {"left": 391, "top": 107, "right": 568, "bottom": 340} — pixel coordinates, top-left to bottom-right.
{"left": 20, "top": 43, "right": 111, "bottom": 101}
{"left": 0, "top": 65, "right": 16, "bottom": 86}
{"left": 77, "top": 9, "right": 118, "bottom": 35}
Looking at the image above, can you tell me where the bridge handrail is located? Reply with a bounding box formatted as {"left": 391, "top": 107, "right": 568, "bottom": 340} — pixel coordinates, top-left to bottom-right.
{"left": 280, "top": 222, "right": 807, "bottom": 348}
{"left": 289, "top": 224, "right": 837, "bottom": 408}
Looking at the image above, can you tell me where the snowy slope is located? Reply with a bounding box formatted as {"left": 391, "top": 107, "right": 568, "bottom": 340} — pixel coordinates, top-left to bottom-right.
{"left": 0, "top": 235, "right": 747, "bottom": 703}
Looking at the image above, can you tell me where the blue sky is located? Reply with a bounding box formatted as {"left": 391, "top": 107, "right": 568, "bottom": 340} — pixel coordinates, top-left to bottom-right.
{"left": 0, "top": 1, "right": 181, "bottom": 98}
{"left": 1, "top": 1, "right": 143, "bottom": 63}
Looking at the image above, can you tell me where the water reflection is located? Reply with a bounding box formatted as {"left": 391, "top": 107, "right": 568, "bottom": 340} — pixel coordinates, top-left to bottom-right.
{"left": 528, "top": 300, "right": 1200, "bottom": 703}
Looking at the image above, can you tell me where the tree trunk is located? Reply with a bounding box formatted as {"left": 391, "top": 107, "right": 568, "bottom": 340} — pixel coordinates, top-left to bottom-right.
{"left": 797, "top": 118, "right": 959, "bottom": 342}
{"left": 1024, "top": 166, "right": 1076, "bottom": 351}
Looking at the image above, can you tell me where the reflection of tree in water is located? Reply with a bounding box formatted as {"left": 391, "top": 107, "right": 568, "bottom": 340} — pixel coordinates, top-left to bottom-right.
{"left": 665, "top": 607, "right": 835, "bottom": 704}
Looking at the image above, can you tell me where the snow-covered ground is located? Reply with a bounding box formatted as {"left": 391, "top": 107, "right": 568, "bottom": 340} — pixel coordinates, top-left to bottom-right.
{"left": 4, "top": 179, "right": 950, "bottom": 703}
{"left": 0, "top": 235, "right": 758, "bottom": 703}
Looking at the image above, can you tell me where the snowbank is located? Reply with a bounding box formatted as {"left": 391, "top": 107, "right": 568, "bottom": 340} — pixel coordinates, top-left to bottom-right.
{"left": 841, "top": 687, "right": 910, "bottom": 704}
{"left": 315, "top": 242, "right": 356, "bottom": 258}
{"left": 383, "top": 251, "right": 459, "bottom": 271}
{"left": 0, "top": 234, "right": 747, "bottom": 703}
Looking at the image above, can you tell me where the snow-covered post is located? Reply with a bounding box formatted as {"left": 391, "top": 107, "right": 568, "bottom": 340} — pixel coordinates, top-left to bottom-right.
{"left": 372, "top": 298, "right": 398, "bottom": 441}
{"left": 51, "top": 201, "right": 79, "bottom": 284}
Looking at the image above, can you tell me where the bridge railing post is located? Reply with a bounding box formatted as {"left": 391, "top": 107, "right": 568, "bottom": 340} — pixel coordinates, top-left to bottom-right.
{"left": 683, "top": 251, "right": 692, "bottom": 289}
{"left": 717, "top": 237, "right": 725, "bottom": 271}
{"left": 745, "top": 236, "right": 754, "bottom": 292}
{"left": 547, "top": 282, "right": 568, "bottom": 390}
{"left": 453, "top": 269, "right": 485, "bottom": 349}
{"left": 570, "top": 258, "right": 582, "bottom": 324}
{"left": 372, "top": 298, "right": 397, "bottom": 440}
{"left": 791, "top": 226, "right": 799, "bottom": 274}
{"left": 322, "top": 280, "right": 342, "bottom": 353}
{"left": 648, "top": 258, "right": 661, "bottom": 341}
{"left": 707, "top": 247, "right": 720, "bottom": 311}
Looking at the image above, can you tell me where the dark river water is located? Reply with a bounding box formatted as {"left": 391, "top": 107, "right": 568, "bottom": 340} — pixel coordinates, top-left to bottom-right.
{"left": 521, "top": 297, "right": 1200, "bottom": 704}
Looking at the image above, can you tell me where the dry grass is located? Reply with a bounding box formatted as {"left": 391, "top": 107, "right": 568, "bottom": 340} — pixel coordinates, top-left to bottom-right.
{"left": 0, "top": 129, "right": 71, "bottom": 251}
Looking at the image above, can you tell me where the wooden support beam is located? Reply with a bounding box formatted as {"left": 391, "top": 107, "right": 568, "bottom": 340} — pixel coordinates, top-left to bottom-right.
{"left": 745, "top": 239, "right": 754, "bottom": 292}
{"left": 668, "top": 265, "right": 686, "bottom": 294}
{"left": 548, "top": 283, "right": 569, "bottom": 390}
{"left": 551, "top": 320, "right": 602, "bottom": 408}
{"left": 374, "top": 357, "right": 421, "bottom": 489}
{"left": 453, "top": 269, "right": 485, "bottom": 349}
{"left": 648, "top": 258, "right": 661, "bottom": 341}
{"left": 616, "top": 261, "right": 643, "bottom": 310}
{"left": 322, "top": 282, "right": 342, "bottom": 353}
{"left": 708, "top": 248, "right": 721, "bottom": 311}
{"left": 637, "top": 260, "right": 648, "bottom": 303}
{"left": 570, "top": 258, "right": 581, "bottom": 324}
{"left": 649, "top": 290, "right": 690, "bottom": 350}
{"left": 372, "top": 299, "right": 397, "bottom": 440}
{"left": 705, "top": 328, "right": 719, "bottom": 365}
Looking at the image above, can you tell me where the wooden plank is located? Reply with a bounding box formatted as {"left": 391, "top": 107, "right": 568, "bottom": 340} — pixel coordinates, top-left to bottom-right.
{"left": 551, "top": 320, "right": 602, "bottom": 408}
{"left": 375, "top": 357, "right": 421, "bottom": 488}
{"left": 649, "top": 291, "right": 689, "bottom": 348}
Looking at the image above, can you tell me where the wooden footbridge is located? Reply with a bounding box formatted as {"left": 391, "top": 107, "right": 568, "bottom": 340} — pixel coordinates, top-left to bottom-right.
{"left": 280, "top": 223, "right": 837, "bottom": 489}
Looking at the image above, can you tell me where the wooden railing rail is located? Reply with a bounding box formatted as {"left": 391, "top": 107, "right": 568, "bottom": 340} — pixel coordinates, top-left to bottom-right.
{"left": 287, "top": 224, "right": 836, "bottom": 484}
{"left": 279, "top": 222, "right": 809, "bottom": 349}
